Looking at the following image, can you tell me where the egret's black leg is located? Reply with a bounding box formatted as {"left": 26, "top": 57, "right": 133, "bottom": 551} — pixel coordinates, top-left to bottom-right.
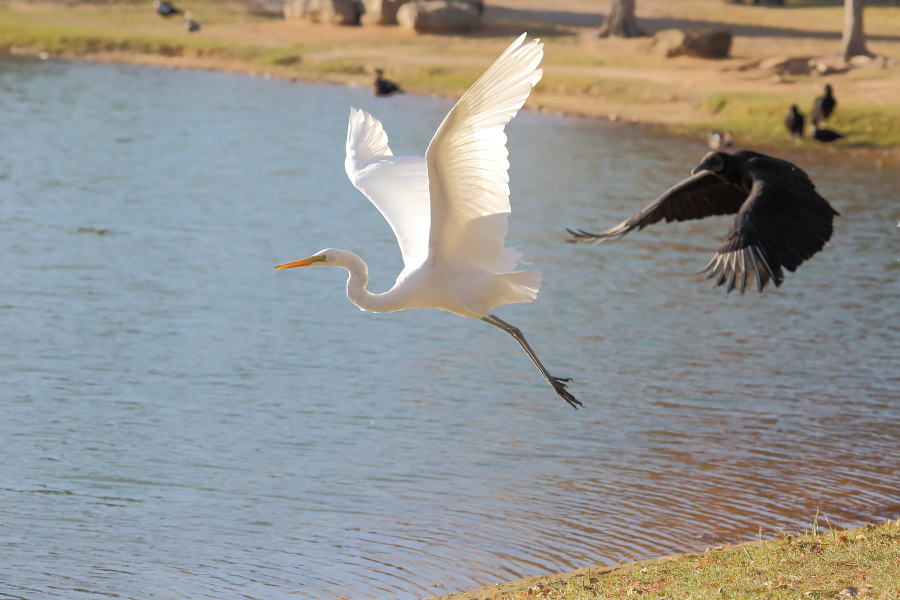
{"left": 482, "top": 314, "right": 582, "bottom": 409}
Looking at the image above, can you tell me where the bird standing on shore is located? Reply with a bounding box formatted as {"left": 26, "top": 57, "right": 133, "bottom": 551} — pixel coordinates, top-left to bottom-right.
{"left": 276, "top": 35, "right": 581, "bottom": 408}
{"left": 812, "top": 84, "right": 837, "bottom": 123}
{"left": 812, "top": 123, "right": 845, "bottom": 143}
{"left": 785, "top": 105, "right": 805, "bottom": 138}
{"left": 707, "top": 131, "right": 734, "bottom": 150}
{"left": 184, "top": 10, "right": 200, "bottom": 32}
{"left": 567, "top": 150, "right": 839, "bottom": 293}
{"left": 374, "top": 69, "right": 402, "bottom": 97}
{"left": 153, "top": 0, "right": 180, "bottom": 17}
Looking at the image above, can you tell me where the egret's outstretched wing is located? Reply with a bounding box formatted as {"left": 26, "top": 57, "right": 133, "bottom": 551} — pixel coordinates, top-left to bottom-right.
{"left": 425, "top": 34, "right": 543, "bottom": 273}
{"left": 567, "top": 172, "right": 747, "bottom": 243}
{"left": 345, "top": 107, "right": 430, "bottom": 268}
{"left": 702, "top": 156, "right": 839, "bottom": 293}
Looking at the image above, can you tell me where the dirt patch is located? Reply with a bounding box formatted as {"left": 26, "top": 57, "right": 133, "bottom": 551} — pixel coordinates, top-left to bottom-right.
{"left": 3, "top": 0, "right": 898, "bottom": 162}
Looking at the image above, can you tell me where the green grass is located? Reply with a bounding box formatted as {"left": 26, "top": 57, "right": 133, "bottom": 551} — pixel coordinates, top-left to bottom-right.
{"left": 2, "top": 1, "right": 898, "bottom": 153}
{"left": 664, "top": 90, "right": 900, "bottom": 149}
{"left": 454, "top": 520, "right": 900, "bottom": 600}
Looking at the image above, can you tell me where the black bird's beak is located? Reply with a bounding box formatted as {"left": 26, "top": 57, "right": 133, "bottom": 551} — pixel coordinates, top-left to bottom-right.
{"left": 691, "top": 151, "right": 725, "bottom": 175}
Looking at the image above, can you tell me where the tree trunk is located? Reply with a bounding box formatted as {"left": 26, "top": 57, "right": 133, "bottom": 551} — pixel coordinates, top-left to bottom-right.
{"left": 598, "top": 0, "right": 644, "bottom": 38}
{"left": 840, "top": 0, "right": 871, "bottom": 60}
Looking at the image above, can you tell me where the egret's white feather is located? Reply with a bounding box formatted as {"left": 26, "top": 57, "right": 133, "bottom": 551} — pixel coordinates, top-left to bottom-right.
{"left": 425, "top": 33, "right": 543, "bottom": 274}
{"left": 345, "top": 108, "right": 431, "bottom": 269}
{"left": 341, "top": 34, "right": 543, "bottom": 313}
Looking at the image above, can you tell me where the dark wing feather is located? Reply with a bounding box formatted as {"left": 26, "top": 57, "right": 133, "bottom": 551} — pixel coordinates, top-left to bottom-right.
{"left": 568, "top": 171, "right": 747, "bottom": 243}
{"left": 702, "top": 156, "right": 839, "bottom": 293}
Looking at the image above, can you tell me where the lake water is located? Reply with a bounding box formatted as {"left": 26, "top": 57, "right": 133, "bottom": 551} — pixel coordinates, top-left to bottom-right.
{"left": 1, "top": 57, "right": 898, "bottom": 600}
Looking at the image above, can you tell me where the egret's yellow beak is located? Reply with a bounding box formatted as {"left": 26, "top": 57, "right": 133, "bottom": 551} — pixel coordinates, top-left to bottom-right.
{"left": 274, "top": 255, "right": 326, "bottom": 270}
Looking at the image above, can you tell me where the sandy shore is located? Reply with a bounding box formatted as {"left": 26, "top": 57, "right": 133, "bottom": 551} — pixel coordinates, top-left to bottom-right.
{"left": 3, "top": 0, "right": 899, "bottom": 164}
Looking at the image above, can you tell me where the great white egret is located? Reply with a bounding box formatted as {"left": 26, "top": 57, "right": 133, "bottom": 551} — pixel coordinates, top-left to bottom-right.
{"left": 568, "top": 150, "right": 839, "bottom": 293}
{"left": 276, "top": 34, "right": 582, "bottom": 409}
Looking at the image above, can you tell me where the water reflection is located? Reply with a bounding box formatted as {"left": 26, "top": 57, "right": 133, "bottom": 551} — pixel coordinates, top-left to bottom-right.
{"left": 0, "top": 58, "right": 898, "bottom": 600}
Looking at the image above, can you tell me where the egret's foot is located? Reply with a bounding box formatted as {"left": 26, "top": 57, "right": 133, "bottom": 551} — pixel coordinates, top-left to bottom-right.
{"left": 566, "top": 227, "right": 594, "bottom": 243}
{"left": 549, "top": 376, "right": 582, "bottom": 409}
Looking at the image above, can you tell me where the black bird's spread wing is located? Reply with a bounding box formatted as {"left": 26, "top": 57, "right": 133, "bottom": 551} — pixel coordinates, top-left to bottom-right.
{"left": 702, "top": 157, "right": 839, "bottom": 293}
{"left": 568, "top": 171, "right": 747, "bottom": 243}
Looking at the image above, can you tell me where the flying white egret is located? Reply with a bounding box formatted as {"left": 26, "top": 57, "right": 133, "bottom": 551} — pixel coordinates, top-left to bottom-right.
{"left": 276, "top": 34, "right": 581, "bottom": 408}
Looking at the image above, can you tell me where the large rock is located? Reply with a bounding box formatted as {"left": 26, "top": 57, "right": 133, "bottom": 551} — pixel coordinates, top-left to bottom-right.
{"left": 284, "top": 0, "right": 316, "bottom": 19}
{"left": 362, "top": 0, "right": 412, "bottom": 24}
{"left": 397, "top": 0, "right": 481, "bottom": 32}
{"left": 322, "top": 0, "right": 365, "bottom": 24}
{"left": 650, "top": 28, "right": 731, "bottom": 59}
{"left": 283, "top": 0, "right": 365, "bottom": 24}
{"left": 685, "top": 29, "right": 731, "bottom": 59}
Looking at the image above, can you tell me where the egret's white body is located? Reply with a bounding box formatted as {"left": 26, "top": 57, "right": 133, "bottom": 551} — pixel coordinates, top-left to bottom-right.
{"left": 277, "top": 34, "right": 580, "bottom": 408}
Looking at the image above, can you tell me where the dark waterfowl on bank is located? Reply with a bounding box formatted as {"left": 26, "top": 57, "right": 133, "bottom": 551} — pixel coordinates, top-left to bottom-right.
{"left": 567, "top": 150, "right": 839, "bottom": 293}
{"left": 374, "top": 69, "right": 402, "bottom": 97}
{"left": 785, "top": 105, "right": 805, "bottom": 138}
{"left": 812, "top": 84, "right": 837, "bottom": 123}
{"left": 812, "top": 124, "right": 845, "bottom": 143}
{"left": 185, "top": 11, "right": 200, "bottom": 32}
{"left": 707, "top": 131, "right": 734, "bottom": 149}
{"left": 153, "top": 0, "right": 180, "bottom": 16}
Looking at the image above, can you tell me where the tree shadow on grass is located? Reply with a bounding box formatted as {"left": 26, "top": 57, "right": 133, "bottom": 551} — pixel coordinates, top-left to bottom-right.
{"left": 480, "top": 5, "right": 900, "bottom": 43}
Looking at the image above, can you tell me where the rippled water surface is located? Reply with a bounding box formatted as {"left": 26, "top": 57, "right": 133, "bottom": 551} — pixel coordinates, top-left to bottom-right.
{"left": 1, "top": 58, "right": 898, "bottom": 599}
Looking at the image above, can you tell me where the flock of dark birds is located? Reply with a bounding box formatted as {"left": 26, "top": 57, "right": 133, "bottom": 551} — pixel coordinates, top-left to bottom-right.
{"left": 153, "top": 0, "right": 200, "bottom": 32}
{"left": 154, "top": 0, "right": 403, "bottom": 96}
{"left": 785, "top": 84, "right": 845, "bottom": 143}
{"left": 712, "top": 84, "right": 845, "bottom": 151}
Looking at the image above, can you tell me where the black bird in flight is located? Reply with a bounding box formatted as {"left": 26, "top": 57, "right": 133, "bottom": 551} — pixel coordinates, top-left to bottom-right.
{"left": 567, "top": 151, "right": 840, "bottom": 293}
{"left": 812, "top": 84, "right": 836, "bottom": 123}
{"left": 785, "top": 105, "right": 805, "bottom": 137}
{"left": 812, "top": 123, "right": 845, "bottom": 143}
{"left": 374, "top": 69, "right": 402, "bottom": 97}
{"left": 154, "top": 0, "right": 180, "bottom": 16}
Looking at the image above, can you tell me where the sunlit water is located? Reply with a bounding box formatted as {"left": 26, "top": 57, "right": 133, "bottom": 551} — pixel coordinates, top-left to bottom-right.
{"left": 1, "top": 58, "right": 898, "bottom": 600}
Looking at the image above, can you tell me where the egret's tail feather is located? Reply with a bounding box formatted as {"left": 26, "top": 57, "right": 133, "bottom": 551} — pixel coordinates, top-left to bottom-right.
{"left": 497, "top": 270, "right": 542, "bottom": 304}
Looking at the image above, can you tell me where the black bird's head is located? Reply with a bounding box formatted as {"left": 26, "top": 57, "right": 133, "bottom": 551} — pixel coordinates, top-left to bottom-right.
{"left": 691, "top": 151, "right": 727, "bottom": 175}
{"left": 789, "top": 104, "right": 800, "bottom": 115}
{"left": 824, "top": 84, "right": 833, "bottom": 96}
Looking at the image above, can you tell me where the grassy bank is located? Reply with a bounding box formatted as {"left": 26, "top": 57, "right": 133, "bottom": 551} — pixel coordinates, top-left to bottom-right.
{"left": 436, "top": 520, "right": 900, "bottom": 600}
{"left": 2, "top": 0, "right": 899, "bottom": 158}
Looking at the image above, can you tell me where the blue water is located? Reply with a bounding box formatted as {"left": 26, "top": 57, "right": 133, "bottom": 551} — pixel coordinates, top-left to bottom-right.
{"left": 0, "top": 57, "right": 898, "bottom": 599}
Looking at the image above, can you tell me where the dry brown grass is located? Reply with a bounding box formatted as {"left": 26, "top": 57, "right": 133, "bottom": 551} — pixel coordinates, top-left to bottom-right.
{"left": 435, "top": 520, "right": 900, "bottom": 600}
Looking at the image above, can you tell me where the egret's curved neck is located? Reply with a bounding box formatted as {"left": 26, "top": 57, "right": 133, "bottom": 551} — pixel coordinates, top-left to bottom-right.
{"left": 337, "top": 251, "right": 406, "bottom": 313}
